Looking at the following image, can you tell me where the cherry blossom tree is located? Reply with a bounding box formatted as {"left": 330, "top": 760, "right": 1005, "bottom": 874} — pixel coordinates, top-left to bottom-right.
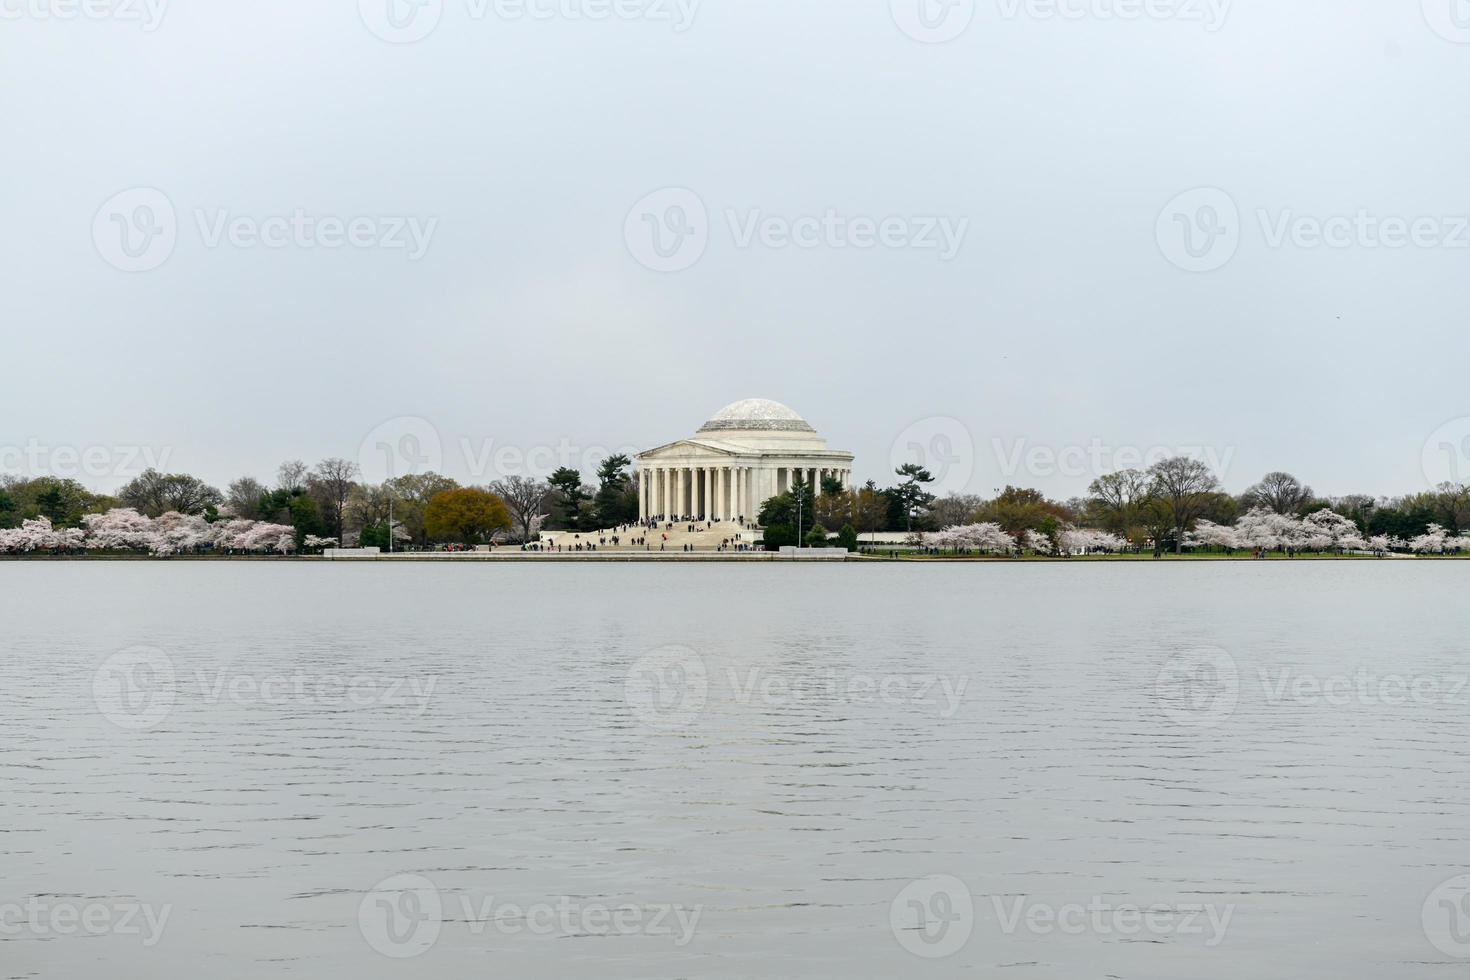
{"left": 0, "top": 518, "right": 64, "bottom": 553}
{"left": 1302, "top": 509, "right": 1365, "bottom": 552}
{"left": 82, "top": 508, "right": 157, "bottom": 552}
{"left": 1058, "top": 526, "right": 1126, "bottom": 555}
{"left": 1022, "top": 529, "right": 1054, "bottom": 555}
{"left": 1410, "top": 524, "right": 1449, "bottom": 554}
{"left": 928, "top": 523, "right": 1016, "bottom": 555}
{"left": 1186, "top": 520, "right": 1239, "bottom": 551}
{"left": 150, "top": 511, "right": 213, "bottom": 556}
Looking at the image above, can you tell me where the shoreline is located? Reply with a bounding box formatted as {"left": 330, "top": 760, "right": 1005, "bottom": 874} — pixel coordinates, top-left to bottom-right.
{"left": 2, "top": 552, "right": 1458, "bottom": 563}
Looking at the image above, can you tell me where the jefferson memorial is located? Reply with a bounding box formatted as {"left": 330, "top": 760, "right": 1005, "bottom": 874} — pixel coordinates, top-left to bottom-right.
{"left": 636, "top": 399, "right": 855, "bottom": 522}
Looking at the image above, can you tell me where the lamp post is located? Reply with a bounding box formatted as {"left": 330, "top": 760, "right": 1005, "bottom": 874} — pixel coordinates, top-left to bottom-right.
{"left": 796, "top": 489, "right": 803, "bottom": 546}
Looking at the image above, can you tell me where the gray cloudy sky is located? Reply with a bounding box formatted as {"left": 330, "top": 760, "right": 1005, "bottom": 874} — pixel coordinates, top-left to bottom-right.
{"left": 4, "top": 0, "right": 1469, "bottom": 500}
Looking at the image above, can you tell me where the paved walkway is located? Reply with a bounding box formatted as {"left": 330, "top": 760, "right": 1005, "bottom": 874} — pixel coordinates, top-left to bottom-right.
{"left": 539, "top": 519, "right": 759, "bottom": 554}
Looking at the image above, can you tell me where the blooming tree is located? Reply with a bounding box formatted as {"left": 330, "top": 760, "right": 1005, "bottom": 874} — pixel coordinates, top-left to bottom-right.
{"left": 1022, "top": 529, "right": 1054, "bottom": 555}
{"left": 151, "top": 511, "right": 213, "bottom": 556}
{"left": 0, "top": 517, "right": 81, "bottom": 553}
{"left": 1186, "top": 520, "right": 1239, "bottom": 551}
{"left": 1058, "top": 526, "right": 1127, "bottom": 555}
{"left": 82, "top": 508, "right": 158, "bottom": 552}
{"left": 1410, "top": 524, "right": 1449, "bottom": 554}
{"left": 1302, "top": 509, "right": 1366, "bottom": 552}
{"left": 928, "top": 523, "right": 1016, "bottom": 555}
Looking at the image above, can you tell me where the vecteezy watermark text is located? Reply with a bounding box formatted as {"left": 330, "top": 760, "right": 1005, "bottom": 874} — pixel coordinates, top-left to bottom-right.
{"left": 1157, "top": 187, "right": 1470, "bottom": 273}
{"left": 624, "top": 647, "right": 970, "bottom": 729}
{"left": 357, "top": 415, "right": 644, "bottom": 484}
{"left": 357, "top": 873, "right": 701, "bottom": 958}
{"left": 93, "top": 188, "right": 438, "bottom": 272}
{"left": 624, "top": 188, "right": 969, "bottom": 273}
{"left": 91, "top": 647, "right": 437, "bottom": 730}
{"left": 359, "top": 0, "right": 699, "bottom": 43}
{"left": 889, "top": 875, "right": 1235, "bottom": 958}
{"left": 0, "top": 0, "right": 167, "bottom": 30}
{"left": 0, "top": 897, "right": 171, "bottom": 946}
{"left": 0, "top": 440, "right": 172, "bottom": 480}
{"left": 993, "top": 437, "right": 1234, "bottom": 481}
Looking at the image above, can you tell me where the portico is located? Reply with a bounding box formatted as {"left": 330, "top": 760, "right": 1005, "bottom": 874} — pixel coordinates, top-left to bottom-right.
{"left": 635, "top": 399, "right": 855, "bottom": 522}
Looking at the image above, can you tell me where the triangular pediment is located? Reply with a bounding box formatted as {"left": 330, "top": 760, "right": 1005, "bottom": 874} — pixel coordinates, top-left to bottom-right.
{"left": 636, "top": 438, "right": 743, "bottom": 460}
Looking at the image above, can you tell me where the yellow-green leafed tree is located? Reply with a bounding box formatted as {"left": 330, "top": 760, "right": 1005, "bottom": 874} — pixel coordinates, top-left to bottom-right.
{"left": 424, "top": 487, "right": 511, "bottom": 545}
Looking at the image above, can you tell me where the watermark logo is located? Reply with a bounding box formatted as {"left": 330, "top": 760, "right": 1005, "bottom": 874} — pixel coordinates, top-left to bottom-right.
{"left": 92, "top": 651, "right": 437, "bottom": 728}
{"left": 93, "top": 187, "right": 177, "bottom": 273}
{"left": 1424, "top": 874, "right": 1470, "bottom": 958}
{"left": 1422, "top": 417, "right": 1470, "bottom": 488}
{"left": 1160, "top": 188, "right": 1470, "bottom": 271}
{"left": 891, "top": 416, "right": 976, "bottom": 495}
{"left": 92, "top": 646, "right": 176, "bottom": 730}
{"left": 359, "top": 873, "right": 444, "bottom": 958}
{"left": 93, "top": 189, "right": 438, "bottom": 271}
{"left": 359, "top": 0, "right": 443, "bottom": 42}
{"left": 359, "top": 417, "right": 444, "bottom": 484}
{"left": 1154, "top": 647, "right": 1238, "bottom": 728}
{"left": 1156, "top": 187, "right": 1239, "bottom": 273}
{"left": 625, "top": 187, "right": 708, "bottom": 273}
{"left": 1422, "top": 0, "right": 1470, "bottom": 43}
{"left": 625, "top": 188, "right": 969, "bottom": 272}
{"left": 890, "top": 0, "right": 975, "bottom": 43}
{"left": 890, "top": 875, "right": 974, "bottom": 957}
{"left": 358, "top": 873, "right": 702, "bottom": 955}
{"left": 625, "top": 645, "right": 708, "bottom": 728}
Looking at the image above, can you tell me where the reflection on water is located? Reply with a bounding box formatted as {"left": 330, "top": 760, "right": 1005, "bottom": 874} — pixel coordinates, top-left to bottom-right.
{"left": 3, "top": 561, "right": 1469, "bottom": 978}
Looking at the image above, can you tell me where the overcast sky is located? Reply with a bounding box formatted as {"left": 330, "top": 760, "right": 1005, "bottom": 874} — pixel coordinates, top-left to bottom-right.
{"left": 4, "top": 0, "right": 1468, "bottom": 500}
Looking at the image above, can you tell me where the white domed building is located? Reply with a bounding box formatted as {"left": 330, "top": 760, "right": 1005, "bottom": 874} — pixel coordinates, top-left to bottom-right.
{"left": 635, "top": 399, "right": 855, "bottom": 522}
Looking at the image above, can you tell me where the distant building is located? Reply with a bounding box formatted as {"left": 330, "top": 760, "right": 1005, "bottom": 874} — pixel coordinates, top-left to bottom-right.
{"left": 635, "top": 399, "right": 855, "bottom": 521}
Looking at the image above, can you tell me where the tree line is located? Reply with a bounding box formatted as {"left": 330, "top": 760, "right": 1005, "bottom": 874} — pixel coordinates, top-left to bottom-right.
{"left": 0, "top": 453, "right": 645, "bottom": 552}
{"left": 5, "top": 452, "right": 1465, "bottom": 555}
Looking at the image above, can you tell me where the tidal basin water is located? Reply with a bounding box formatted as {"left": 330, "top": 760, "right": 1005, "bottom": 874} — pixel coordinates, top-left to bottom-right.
{"left": 3, "top": 561, "right": 1470, "bottom": 978}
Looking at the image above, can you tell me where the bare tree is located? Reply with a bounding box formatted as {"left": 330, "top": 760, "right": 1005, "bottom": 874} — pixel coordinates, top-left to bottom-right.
{"left": 1244, "top": 471, "right": 1313, "bottom": 515}
{"left": 118, "top": 469, "right": 222, "bottom": 517}
{"left": 928, "top": 493, "right": 984, "bottom": 530}
{"left": 277, "top": 459, "right": 308, "bottom": 493}
{"left": 852, "top": 486, "right": 889, "bottom": 539}
{"left": 226, "top": 477, "right": 267, "bottom": 519}
{"left": 1148, "top": 457, "right": 1221, "bottom": 553}
{"left": 491, "top": 476, "right": 551, "bottom": 543}
{"left": 1087, "top": 469, "right": 1152, "bottom": 537}
{"left": 1434, "top": 481, "right": 1470, "bottom": 530}
{"left": 310, "top": 458, "right": 360, "bottom": 540}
